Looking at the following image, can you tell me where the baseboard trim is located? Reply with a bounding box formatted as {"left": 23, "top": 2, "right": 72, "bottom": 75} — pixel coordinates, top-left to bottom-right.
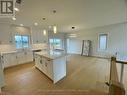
{"left": 67, "top": 53, "right": 110, "bottom": 59}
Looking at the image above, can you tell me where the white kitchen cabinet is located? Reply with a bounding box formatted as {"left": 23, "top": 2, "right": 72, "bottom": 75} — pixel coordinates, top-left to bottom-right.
{"left": 2, "top": 51, "right": 33, "bottom": 68}
{"left": 46, "top": 59, "right": 53, "bottom": 79}
{"left": 35, "top": 54, "right": 42, "bottom": 71}
{"left": 35, "top": 54, "right": 53, "bottom": 79}
{"left": 35, "top": 51, "right": 66, "bottom": 83}
{"left": 17, "top": 52, "right": 25, "bottom": 64}
{"left": 0, "top": 56, "right": 4, "bottom": 90}
{"left": 26, "top": 51, "right": 33, "bottom": 62}
{"left": 17, "top": 51, "right": 33, "bottom": 64}
{"left": 2, "top": 53, "right": 17, "bottom": 68}
{"left": 31, "top": 28, "right": 48, "bottom": 44}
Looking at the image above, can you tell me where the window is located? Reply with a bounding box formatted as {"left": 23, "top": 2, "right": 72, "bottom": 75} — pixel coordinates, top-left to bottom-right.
{"left": 15, "top": 35, "right": 29, "bottom": 49}
{"left": 49, "top": 38, "right": 62, "bottom": 49}
{"left": 99, "top": 34, "right": 107, "bottom": 50}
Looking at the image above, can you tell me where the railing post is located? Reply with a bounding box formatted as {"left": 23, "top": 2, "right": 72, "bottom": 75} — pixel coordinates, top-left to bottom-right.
{"left": 120, "top": 64, "right": 124, "bottom": 83}
{"left": 109, "top": 57, "right": 116, "bottom": 82}
{"left": 109, "top": 56, "right": 125, "bottom": 95}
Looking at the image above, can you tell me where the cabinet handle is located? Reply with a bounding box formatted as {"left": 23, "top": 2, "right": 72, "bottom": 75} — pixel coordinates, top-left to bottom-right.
{"left": 40, "top": 60, "right": 42, "bottom": 64}
{"left": 47, "top": 59, "right": 50, "bottom": 61}
{"left": 45, "top": 62, "right": 47, "bottom": 67}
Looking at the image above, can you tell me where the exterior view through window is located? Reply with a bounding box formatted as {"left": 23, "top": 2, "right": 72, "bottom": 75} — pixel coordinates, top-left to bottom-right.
{"left": 15, "top": 35, "right": 29, "bottom": 49}
{"left": 99, "top": 34, "right": 107, "bottom": 50}
{"left": 49, "top": 39, "right": 62, "bottom": 49}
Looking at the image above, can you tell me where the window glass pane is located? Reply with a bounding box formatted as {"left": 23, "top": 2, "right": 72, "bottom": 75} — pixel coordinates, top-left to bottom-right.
{"left": 15, "top": 35, "right": 22, "bottom": 48}
{"left": 49, "top": 39, "right": 54, "bottom": 49}
{"left": 49, "top": 38, "right": 62, "bottom": 49}
{"left": 99, "top": 34, "right": 107, "bottom": 50}
{"left": 54, "top": 39, "right": 61, "bottom": 48}
{"left": 22, "top": 36, "right": 29, "bottom": 48}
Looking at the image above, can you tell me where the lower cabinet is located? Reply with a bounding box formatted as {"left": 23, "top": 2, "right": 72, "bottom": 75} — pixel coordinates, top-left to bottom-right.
{"left": 2, "top": 53, "right": 17, "bottom": 68}
{"left": 35, "top": 54, "right": 53, "bottom": 79}
{"left": 2, "top": 51, "right": 33, "bottom": 68}
{"left": 35, "top": 54, "right": 66, "bottom": 83}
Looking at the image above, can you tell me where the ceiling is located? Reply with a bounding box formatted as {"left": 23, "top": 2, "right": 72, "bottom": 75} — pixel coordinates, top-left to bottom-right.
{"left": 1, "top": 0, "right": 127, "bottom": 33}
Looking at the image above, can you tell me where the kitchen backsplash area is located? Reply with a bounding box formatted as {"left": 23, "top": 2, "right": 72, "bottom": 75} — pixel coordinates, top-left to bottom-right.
{"left": 0, "top": 43, "right": 48, "bottom": 53}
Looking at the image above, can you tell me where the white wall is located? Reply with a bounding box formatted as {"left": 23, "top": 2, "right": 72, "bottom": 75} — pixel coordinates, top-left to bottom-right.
{"left": 67, "top": 22, "right": 127, "bottom": 58}
{"left": 67, "top": 39, "right": 82, "bottom": 54}
{"left": 0, "top": 23, "right": 31, "bottom": 52}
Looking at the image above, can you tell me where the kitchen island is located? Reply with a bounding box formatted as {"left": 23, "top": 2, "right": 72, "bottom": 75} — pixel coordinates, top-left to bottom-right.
{"left": 35, "top": 50, "right": 67, "bottom": 83}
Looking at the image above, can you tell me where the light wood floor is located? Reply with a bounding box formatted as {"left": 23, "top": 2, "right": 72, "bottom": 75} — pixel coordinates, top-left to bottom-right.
{"left": 1, "top": 55, "right": 111, "bottom": 95}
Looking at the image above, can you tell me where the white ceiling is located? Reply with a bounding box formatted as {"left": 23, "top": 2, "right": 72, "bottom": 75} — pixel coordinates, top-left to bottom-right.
{"left": 1, "top": 0, "right": 127, "bottom": 33}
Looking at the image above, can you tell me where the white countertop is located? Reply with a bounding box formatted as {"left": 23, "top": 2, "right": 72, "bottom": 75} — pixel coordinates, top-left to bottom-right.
{"left": 0, "top": 50, "right": 17, "bottom": 56}
{"left": 35, "top": 50, "right": 66, "bottom": 60}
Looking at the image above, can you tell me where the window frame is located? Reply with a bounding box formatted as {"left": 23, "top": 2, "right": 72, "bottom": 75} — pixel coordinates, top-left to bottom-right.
{"left": 49, "top": 38, "right": 63, "bottom": 49}
{"left": 15, "top": 35, "right": 30, "bottom": 49}
{"left": 98, "top": 33, "right": 108, "bottom": 51}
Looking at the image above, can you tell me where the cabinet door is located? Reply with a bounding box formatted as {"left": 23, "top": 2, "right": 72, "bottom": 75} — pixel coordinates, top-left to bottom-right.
{"left": 40, "top": 57, "right": 47, "bottom": 74}
{"left": 0, "top": 61, "right": 4, "bottom": 87}
{"left": 10, "top": 53, "right": 18, "bottom": 66}
{"left": 3, "top": 53, "right": 17, "bottom": 68}
{"left": 35, "top": 55, "right": 43, "bottom": 71}
{"left": 17, "top": 52, "right": 25, "bottom": 64}
{"left": 3, "top": 54, "right": 11, "bottom": 68}
{"left": 45, "top": 59, "right": 53, "bottom": 79}
{"left": 35, "top": 54, "right": 40, "bottom": 68}
{"left": 26, "top": 51, "right": 33, "bottom": 62}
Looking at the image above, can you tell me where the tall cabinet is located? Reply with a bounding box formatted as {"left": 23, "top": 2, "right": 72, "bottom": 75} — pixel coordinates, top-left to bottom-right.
{"left": 0, "top": 55, "right": 4, "bottom": 91}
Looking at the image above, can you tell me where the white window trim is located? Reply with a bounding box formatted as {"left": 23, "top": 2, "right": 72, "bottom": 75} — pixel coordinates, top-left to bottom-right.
{"left": 98, "top": 33, "right": 108, "bottom": 52}
{"left": 15, "top": 35, "right": 30, "bottom": 49}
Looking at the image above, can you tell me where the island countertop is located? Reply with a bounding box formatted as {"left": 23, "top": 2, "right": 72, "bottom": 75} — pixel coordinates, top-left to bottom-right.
{"left": 35, "top": 50, "right": 66, "bottom": 60}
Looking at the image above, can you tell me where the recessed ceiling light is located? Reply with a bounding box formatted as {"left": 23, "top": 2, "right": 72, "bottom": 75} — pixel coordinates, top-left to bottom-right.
{"left": 34, "top": 23, "right": 38, "bottom": 26}
{"left": 53, "top": 26, "right": 57, "bottom": 34}
{"left": 42, "top": 18, "right": 46, "bottom": 20}
{"left": 72, "top": 26, "right": 75, "bottom": 29}
{"left": 43, "top": 30, "right": 47, "bottom": 35}
{"left": 49, "top": 26, "right": 52, "bottom": 28}
{"left": 12, "top": 17, "right": 16, "bottom": 20}
{"left": 14, "top": 8, "right": 19, "bottom": 12}
{"left": 20, "top": 24, "right": 23, "bottom": 26}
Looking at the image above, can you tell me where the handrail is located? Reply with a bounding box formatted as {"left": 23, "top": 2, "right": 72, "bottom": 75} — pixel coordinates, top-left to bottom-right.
{"left": 109, "top": 57, "right": 125, "bottom": 95}
{"left": 116, "top": 60, "right": 127, "bottom": 65}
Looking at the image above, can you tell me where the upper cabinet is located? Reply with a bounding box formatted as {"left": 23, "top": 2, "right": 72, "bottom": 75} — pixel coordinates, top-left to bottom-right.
{"left": 31, "top": 27, "right": 48, "bottom": 44}
{"left": 0, "top": 23, "right": 31, "bottom": 45}
{"left": 0, "top": 23, "right": 13, "bottom": 44}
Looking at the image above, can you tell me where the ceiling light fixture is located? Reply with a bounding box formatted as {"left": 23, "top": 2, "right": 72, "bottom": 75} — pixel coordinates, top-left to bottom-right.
{"left": 72, "top": 26, "right": 75, "bottom": 29}
{"left": 53, "top": 26, "right": 57, "bottom": 34}
{"left": 20, "top": 24, "right": 23, "bottom": 26}
{"left": 43, "top": 29, "right": 47, "bottom": 35}
{"left": 49, "top": 26, "right": 52, "bottom": 28}
{"left": 34, "top": 23, "right": 38, "bottom": 26}
{"left": 12, "top": 17, "right": 16, "bottom": 20}
{"left": 53, "top": 10, "right": 57, "bottom": 34}
{"left": 14, "top": 7, "right": 19, "bottom": 12}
